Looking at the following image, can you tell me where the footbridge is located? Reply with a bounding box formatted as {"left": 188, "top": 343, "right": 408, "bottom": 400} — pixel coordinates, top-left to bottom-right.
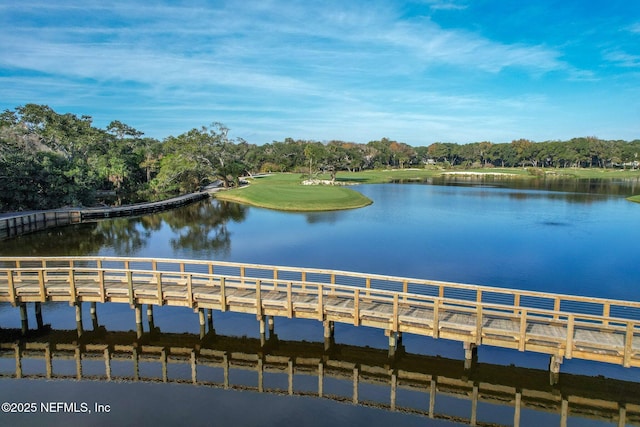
{"left": 1, "top": 256, "right": 639, "bottom": 378}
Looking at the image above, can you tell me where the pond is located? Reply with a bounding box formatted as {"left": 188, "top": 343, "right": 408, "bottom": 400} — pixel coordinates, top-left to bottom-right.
{"left": 1, "top": 176, "right": 639, "bottom": 426}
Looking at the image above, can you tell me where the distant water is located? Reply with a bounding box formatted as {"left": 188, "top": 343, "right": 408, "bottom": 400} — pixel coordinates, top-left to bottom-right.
{"left": 1, "top": 177, "right": 639, "bottom": 426}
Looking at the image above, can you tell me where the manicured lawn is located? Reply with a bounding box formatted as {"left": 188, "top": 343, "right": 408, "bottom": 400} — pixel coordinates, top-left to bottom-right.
{"left": 214, "top": 174, "right": 373, "bottom": 211}
{"left": 628, "top": 195, "right": 640, "bottom": 203}
{"left": 215, "top": 168, "right": 640, "bottom": 211}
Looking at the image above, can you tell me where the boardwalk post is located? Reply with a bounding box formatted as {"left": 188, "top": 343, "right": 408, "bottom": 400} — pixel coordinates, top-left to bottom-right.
{"left": 135, "top": 304, "right": 143, "bottom": 339}
{"left": 207, "top": 309, "right": 214, "bottom": 334}
{"left": 550, "top": 355, "right": 563, "bottom": 385}
{"left": 387, "top": 330, "right": 397, "bottom": 358}
{"left": 323, "top": 320, "right": 334, "bottom": 351}
{"left": 75, "top": 302, "right": 83, "bottom": 338}
{"left": 464, "top": 342, "right": 477, "bottom": 371}
{"left": 259, "top": 315, "right": 266, "bottom": 347}
{"left": 199, "top": 308, "right": 206, "bottom": 339}
{"left": 268, "top": 316, "right": 275, "bottom": 337}
{"left": 147, "top": 305, "right": 155, "bottom": 332}
{"left": 35, "top": 302, "right": 44, "bottom": 330}
{"left": 19, "top": 303, "right": 28, "bottom": 335}
{"left": 90, "top": 302, "right": 98, "bottom": 330}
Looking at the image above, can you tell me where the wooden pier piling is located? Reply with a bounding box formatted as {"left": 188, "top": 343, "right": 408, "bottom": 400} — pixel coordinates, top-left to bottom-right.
{"left": 134, "top": 304, "right": 143, "bottom": 339}
{"left": 90, "top": 302, "right": 98, "bottom": 330}
{"left": 19, "top": 303, "right": 28, "bottom": 336}
{"left": 75, "top": 302, "right": 83, "bottom": 338}
{"left": 147, "top": 305, "right": 155, "bottom": 332}
{"left": 198, "top": 308, "right": 206, "bottom": 339}
{"left": 207, "top": 309, "right": 214, "bottom": 333}
{"left": 35, "top": 302, "right": 44, "bottom": 330}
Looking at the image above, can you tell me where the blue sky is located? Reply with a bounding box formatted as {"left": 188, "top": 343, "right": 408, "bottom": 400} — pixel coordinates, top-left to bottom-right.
{"left": 1, "top": 0, "right": 639, "bottom": 145}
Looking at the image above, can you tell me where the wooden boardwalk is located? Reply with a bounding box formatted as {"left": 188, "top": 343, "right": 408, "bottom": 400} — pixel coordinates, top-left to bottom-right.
{"left": 2, "top": 329, "right": 639, "bottom": 426}
{"left": 1, "top": 256, "right": 639, "bottom": 372}
{"left": 0, "top": 192, "right": 208, "bottom": 240}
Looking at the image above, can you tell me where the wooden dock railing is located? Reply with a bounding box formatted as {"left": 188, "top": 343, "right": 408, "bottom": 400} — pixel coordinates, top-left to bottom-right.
{"left": 0, "top": 192, "right": 208, "bottom": 240}
{"left": 0, "top": 256, "right": 639, "bottom": 370}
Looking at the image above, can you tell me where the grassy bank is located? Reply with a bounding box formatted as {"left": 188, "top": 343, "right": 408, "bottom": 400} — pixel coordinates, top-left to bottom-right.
{"left": 628, "top": 195, "right": 640, "bottom": 203}
{"left": 215, "top": 168, "right": 640, "bottom": 211}
{"left": 214, "top": 174, "right": 373, "bottom": 211}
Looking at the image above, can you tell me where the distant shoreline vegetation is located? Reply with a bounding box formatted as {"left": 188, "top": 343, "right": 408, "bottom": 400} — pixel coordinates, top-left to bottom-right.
{"left": 1, "top": 104, "right": 639, "bottom": 212}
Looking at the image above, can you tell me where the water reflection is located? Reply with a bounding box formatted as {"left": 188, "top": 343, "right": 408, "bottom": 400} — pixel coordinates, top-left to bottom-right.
{"left": 425, "top": 175, "right": 640, "bottom": 199}
{"left": 0, "top": 324, "right": 638, "bottom": 427}
{"left": 161, "top": 200, "right": 247, "bottom": 256}
{"left": 0, "top": 200, "right": 247, "bottom": 258}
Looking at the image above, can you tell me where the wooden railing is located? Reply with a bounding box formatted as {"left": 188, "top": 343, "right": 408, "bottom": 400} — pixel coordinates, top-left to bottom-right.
{"left": 0, "top": 192, "right": 208, "bottom": 240}
{"left": 0, "top": 256, "right": 639, "bottom": 368}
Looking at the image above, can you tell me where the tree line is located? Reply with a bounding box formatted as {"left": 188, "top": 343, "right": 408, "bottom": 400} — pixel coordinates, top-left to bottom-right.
{"left": 1, "top": 104, "right": 638, "bottom": 211}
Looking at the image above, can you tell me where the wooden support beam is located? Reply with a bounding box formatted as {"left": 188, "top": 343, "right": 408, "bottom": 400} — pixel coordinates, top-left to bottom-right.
{"left": 35, "top": 302, "right": 44, "bottom": 330}
{"left": 135, "top": 304, "right": 143, "bottom": 339}
{"left": 90, "top": 302, "right": 98, "bottom": 330}
{"left": 198, "top": 308, "right": 205, "bottom": 339}
{"left": 20, "top": 303, "right": 28, "bottom": 336}
{"left": 74, "top": 302, "right": 83, "bottom": 338}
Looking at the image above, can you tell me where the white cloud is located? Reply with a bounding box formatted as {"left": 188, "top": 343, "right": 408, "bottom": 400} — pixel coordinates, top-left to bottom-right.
{"left": 604, "top": 50, "right": 640, "bottom": 68}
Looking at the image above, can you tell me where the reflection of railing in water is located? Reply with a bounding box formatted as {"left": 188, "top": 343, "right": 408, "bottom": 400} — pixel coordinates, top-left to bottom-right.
{"left": 1, "top": 256, "right": 640, "bottom": 380}
{"left": 0, "top": 327, "right": 638, "bottom": 427}
{"left": 0, "top": 192, "right": 208, "bottom": 240}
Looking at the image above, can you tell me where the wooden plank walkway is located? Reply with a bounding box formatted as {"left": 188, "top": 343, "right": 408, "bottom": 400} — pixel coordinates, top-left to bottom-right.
{"left": 0, "top": 256, "right": 639, "bottom": 369}
{"left": 0, "top": 192, "right": 208, "bottom": 240}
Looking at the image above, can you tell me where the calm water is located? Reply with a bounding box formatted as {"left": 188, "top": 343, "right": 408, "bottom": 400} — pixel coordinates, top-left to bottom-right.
{"left": 1, "top": 177, "right": 639, "bottom": 426}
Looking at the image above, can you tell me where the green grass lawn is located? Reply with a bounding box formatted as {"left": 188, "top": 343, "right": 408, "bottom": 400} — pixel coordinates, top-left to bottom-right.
{"left": 628, "top": 195, "right": 640, "bottom": 203}
{"left": 215, "top": 168, "right": 640, "bottom": 211}
{"left": 214, "top": 173, "right": 373, "bottom": 211}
